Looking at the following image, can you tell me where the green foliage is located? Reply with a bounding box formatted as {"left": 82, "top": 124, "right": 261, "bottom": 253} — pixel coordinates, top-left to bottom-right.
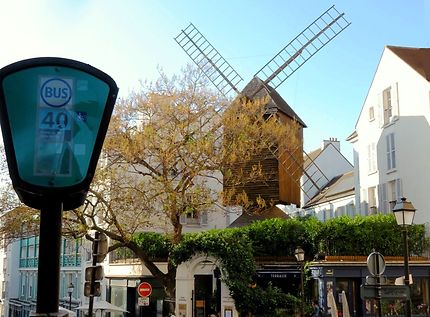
{"left": 171, "top": 228, "right": 256, "bottom": 280}
{"left": 133, "top": 214, "right": 428, "bottom": 315}
{"left": 320, "top": 214, "right": 427, "bottom": 256}
{"left": 132, "top": 232, "right": 171, "bottom": 259}
{"left": 245, "top": 218, "right": 308, "bottom": 256}
{"left": 170, "top": 227, "right": 293, "bottom": 315}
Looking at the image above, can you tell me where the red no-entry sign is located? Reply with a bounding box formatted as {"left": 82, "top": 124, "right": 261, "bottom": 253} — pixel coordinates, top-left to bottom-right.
{"left": 137, "top": 282, "right": 152, "bottom": 297}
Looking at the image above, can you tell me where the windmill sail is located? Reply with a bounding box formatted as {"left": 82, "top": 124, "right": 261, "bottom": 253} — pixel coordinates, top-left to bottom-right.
{"left": 254, "top": 5, "right": 351, "bottom": 91}
{"left": 174, "top": 23, "right": 243, "bottom": 96}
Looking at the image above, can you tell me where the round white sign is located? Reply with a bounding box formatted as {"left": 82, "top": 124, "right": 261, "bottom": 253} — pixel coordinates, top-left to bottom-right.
{"left": 40, "top": 77, "right": 72, "bottom": 107}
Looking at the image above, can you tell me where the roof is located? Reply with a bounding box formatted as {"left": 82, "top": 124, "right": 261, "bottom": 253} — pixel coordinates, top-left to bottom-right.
{"left": 304, "top": 148, "right": 322, "bottom": 169}
{"left": 353, "top": 45, "right": 430, "bottom": 130}
{"left": 304, "top": 170, "right": 354, "bottom": 208}
{"left": 241, "top": 77, "right": 307, "bottom": 127}
{"left": 345, "top": 130, "right": 357, "bottom": 142}
{"left": 304, "top": 141, "right": 352, "bottom": 169}
{"left": 228, "top": 205, "right": 289, "bottom": 228}
{"left": 388, "top": 46, "right": 430, "bottom": 81}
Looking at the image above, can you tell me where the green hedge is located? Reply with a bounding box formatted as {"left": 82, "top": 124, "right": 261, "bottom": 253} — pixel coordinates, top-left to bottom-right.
{"left": 134, "top": 214, "right": 428, "bottom": 315}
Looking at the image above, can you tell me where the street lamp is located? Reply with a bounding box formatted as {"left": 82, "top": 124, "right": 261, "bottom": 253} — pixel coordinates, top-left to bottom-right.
{"left": 67, "top": 282, "right": 74, "bottom": 310}
{"left": 295, "top": 246, "right": 305, "bottom": 317}
{"left": 393, "top": 197, "right": 416, "bottom": 317}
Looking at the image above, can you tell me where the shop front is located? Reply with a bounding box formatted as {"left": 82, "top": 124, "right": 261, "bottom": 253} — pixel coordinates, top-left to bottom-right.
{"left": 107, "top": 277, "right": 169, "bottom": 317}
{"left": 309, "top": 256, "right": 430, "bottom": 317}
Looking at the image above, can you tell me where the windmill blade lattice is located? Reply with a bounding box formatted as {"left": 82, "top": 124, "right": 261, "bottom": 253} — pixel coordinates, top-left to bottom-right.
{"left": 254, "top": 5, "right": 351, "bottom": 90}
{"left": 175, "top": 23, "right": 243, "bottom": 96}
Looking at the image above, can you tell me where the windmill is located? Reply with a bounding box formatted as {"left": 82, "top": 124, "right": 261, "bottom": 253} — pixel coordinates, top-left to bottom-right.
{"left": 174, "top": 6, "right": 350, "bottom": 207}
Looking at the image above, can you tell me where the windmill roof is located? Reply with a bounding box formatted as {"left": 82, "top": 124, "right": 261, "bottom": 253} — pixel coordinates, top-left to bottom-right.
{"left": 241, "top": 77, "right": 307, "bottom": 127}
{"left": 387, "top": 46, "right": 430, "bottom": 81}
{"left": 228, "top": 205, "right": 289, "bottom": 228}
{"left": 303, "top": 171, "right": 354, "bottom": 208}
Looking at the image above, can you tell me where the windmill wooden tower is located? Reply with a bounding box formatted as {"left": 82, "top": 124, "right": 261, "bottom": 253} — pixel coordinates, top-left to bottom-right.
{"left": 175, "top": 6, "right": 350, "bottom": 208}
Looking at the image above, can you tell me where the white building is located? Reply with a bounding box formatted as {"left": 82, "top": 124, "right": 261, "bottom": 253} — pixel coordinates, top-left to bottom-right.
{"left": 301, "top": 138, "right": 353, "bottom": 219}
{"left": 303, "top": 170, "right": 355, "bottom": 221}
{"left": 348, "top": 46, "right": 430, "bottom": 225}
{"left": 4, "top": 236, "right": 87, "bottom": 317}
{"left": 301, "top": 138, "right": 352, "bottom": 206}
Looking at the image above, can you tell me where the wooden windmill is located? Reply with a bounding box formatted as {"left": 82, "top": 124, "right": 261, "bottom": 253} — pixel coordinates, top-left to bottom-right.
{"left": 175, "top": 6, "right": 350, "bottom": 208}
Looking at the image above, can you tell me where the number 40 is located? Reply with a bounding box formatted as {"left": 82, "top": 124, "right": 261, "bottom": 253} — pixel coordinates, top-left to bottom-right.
{"left": 42, "top": 111, "right": 69, "bottom": 129}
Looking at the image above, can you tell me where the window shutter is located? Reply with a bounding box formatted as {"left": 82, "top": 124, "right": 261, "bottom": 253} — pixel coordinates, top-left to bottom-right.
{"left": 396, "top": 178, "right": 403, "bottom": 199}
{"left": 179, "top": 214, "right": 187, "bottom": 225}
{"left": 372, "top": 143, "right": 377, "bottom": 172}
{"left": 382, "top": 183, "right": 387, "bottom": 213}
{"left": 386, "top": 135, "right": 391, "bottom": 170}
{"left": 391, "top": 82, "right": 399, "bottom": 117}
{"left": 200, "top": 210, "right": 208, "bottom": 225}
{"left": 391, "top": 133, "right": 396, "bottom": 169}
{"left": 377, "top": 92, "right": 384, "bottom": 128}
{"left": 377, "top": 184, "right": 386, "bottom": 213}
{"left": 367, "top": 144, "right": 370, "bottom": 172}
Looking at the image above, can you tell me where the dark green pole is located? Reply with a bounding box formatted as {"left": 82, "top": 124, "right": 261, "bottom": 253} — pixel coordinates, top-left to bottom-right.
{"left": 403, "top": 227, "right": 412, "bottom": 317}
{"left": 35, "top": 200, "right": 63, "bottom": 314}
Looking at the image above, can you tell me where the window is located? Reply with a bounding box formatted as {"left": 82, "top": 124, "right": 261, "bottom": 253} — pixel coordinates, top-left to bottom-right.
{"left": 335, "top": 206, "right": 346, "bottom": 217}
{"left": 383, "top": 87, "right": 392, "bottom": 125}
{"left": 368, "top": 186, "right": 377, "bottom": 212}
{"left": 20, "top": 239, "right": 28, "bottom": 260}
{"left": 367, "top": 143, "right": 377, "bottom": 173}
{"left": 387, "top": 179, "right": 402, "bottom": 206}
{"left": 179, "top": 193, "right": 208, "bottom": 225}
{"left": 346, "top": 203, "right": 355, "bottom": 217}
{"left": 323, "top": 208, "right": 332, "bottom": 221}
{"left": 180, "top": 210, "right": 208, "bottom": 225}
{"left": 386, "top": 133, "right": 396, "bottom": 170}
{"left": 35, "top": 236, "right": 39, "bottom": 258}
{"left": 369, "top": 106, "right": 375, "bottom": 121}
{"left": 63, "top": 239, "right": 76, "bottom": 256}
{"left": 28, "top": 274, "right": 34, "bottom": 298}
{"left": 387, "top": 180, "right": 396, "bottom": 211}
{"left": 20, "top": 273, "right": 28, "bottom": 298}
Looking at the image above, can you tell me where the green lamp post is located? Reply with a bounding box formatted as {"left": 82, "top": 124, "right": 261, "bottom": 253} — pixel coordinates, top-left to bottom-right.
{"left": 0, "top": 57, "right": 118, "bottom": 315}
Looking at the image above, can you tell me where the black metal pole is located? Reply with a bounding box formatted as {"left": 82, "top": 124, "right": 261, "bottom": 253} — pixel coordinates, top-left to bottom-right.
{"left": 300, "top": 262, "right": 304, "bottom": 317}
{"left": 216, "top": 275, "right": 221, "bottom": 316}
{"left": 88, "top": 231, "right": 100, "bottom": 317}
{"left": 35, "top": 200, "right": 63, "bottom": 315}
{"left": 404, "top": 227, "right": 412, "bottom": 317}
{"left": 69, "top": 292, "right": 72, "bottom": 310}
{"left": 375, "top": 254, "right": 382, "bottom": 317}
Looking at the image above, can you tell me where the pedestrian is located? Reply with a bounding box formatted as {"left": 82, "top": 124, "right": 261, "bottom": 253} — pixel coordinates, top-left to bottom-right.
{"left": 311, "top": 299, "right": 322, "bottom": 317}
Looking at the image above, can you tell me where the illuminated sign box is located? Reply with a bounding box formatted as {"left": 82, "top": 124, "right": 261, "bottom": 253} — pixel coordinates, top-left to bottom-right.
{"left": 0, "top": 57, "right": 118, "bottom": 210}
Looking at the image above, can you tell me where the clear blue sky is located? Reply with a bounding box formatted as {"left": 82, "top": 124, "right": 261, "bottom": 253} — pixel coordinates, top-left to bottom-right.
{"left": 1, "top": 0, "right": 429, "bottom": 162}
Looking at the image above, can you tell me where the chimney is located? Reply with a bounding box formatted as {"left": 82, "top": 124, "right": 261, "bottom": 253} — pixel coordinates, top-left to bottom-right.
{"left": 321, "top": 137, "right": 340, "bottom": 151}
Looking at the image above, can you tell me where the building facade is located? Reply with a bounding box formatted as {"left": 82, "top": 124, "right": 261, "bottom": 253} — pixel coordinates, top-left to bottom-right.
{"left": 301, "top": 138, "right": 353, "bottom": 207}
{"left": 349, "top": 46, "right": 430, "bottom": 226}
{"left": 5, "top": 236, "right": 86, "bottom": 317}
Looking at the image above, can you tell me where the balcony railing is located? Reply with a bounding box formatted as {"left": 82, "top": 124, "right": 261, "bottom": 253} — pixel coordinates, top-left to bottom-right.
{"left": 19, "top": 255, "right": 81, "bottom": 268}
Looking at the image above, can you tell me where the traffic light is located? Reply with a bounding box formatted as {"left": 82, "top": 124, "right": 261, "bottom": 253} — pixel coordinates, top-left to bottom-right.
{"left": 84, "top": 265, "right": 103, "bottom": 297}
{"left": 85, "top": 265, "right": 104, "bottom": 280}
{"left": 84, "top": 232, "right": 108, "bottom": 297}
{"left": 95, "top": 231, "right": 108, "bottom": 263}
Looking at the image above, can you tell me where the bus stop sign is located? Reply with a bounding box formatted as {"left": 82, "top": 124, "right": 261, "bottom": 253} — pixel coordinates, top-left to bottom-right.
{"left": 0, "top": 57, "right": 118, "bottom": 210}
